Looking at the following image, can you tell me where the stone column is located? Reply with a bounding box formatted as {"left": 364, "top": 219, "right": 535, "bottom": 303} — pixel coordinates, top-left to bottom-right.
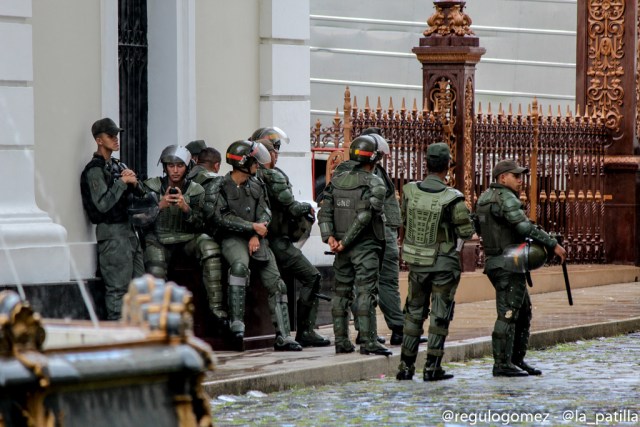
{"left": 576, "top": 0, "right": 639, "bottom": 264}
{"left": 259, "top": 0, "right": 312, "bottom": 200}
{"left": 0, "top": 1, "right": 69, "bottom": 284}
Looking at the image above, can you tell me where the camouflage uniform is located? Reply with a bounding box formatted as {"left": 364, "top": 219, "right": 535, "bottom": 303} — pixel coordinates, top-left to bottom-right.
{"left": 318, "top": 162, "right": 391, "bottom": 355}
{"left": 142, "top": 176, "right": 222, "bottom": 327}
{"left": 189, "top": 164, "right": 225, "bottom": 322}
{"left": 258, "top": 166, "right": 330, "bottom": 347}
{"left": 80, "top": 154, "right": 144, "bottom": 320}
{"left": 214, "top": 171, "right": 301, "bottom": 351}
{"left": 476, "top": 182, "right": 558, "bottom": 376}
{"left": 335, "top": 160, "right": 404, "bottom": 342}
{"left": 397, "top": 171, "right": 474, "bottom": 381}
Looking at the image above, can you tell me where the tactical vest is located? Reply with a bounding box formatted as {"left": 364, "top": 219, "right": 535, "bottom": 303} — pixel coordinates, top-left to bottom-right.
{"left": 331, "top": 171, "right": 374, "bottom": 240}
{"left": 375, "top": 166, "right": 402, "bottom": 228}
{"left": 220, "top": 176, "right": 262, "bottom": 223}
{"left": 257, "top": 168, "right": 287, "bottom": 237}
{"left": 145, "top": 177, "right": 202, "bottom": 244}
{"left": 80, "top": 155, "right": 129, "bottom": 224}
{"left": 192, "top": 170, "right": 223, "bottom": 234}
{"left": 402, "top": 182, "right": 463, "bottom": 266}
{"left": 475, "top": 186, "right": 521, "bottom": 256}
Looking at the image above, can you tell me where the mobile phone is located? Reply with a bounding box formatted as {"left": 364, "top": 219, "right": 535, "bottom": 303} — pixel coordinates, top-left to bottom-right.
{"left": 169, "top": 188, "right": 179, "bottom": 194}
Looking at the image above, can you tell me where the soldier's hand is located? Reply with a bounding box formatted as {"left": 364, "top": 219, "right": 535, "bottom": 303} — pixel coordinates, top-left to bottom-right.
{"left": 120, "top": 170, "right": 137, "bottom": 185}
{"left": 554, "top": 244, "right": 567, "bottom": 263}
{"left": 334, "top": 241, "right": 345, "bottom": 253}
{"left": 253, "top": 222, "right": 268, "bottom": 237}
{"left": 327, "top": 236, "right": 339, "bottom": 252}
{"left": 248, "top": 235, "right": 260, "bottom": 255}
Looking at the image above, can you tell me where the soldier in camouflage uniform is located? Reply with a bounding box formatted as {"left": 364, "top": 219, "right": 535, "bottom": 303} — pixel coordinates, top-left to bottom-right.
{"left": 185, "top": 139, "right": 207, "bottom": 180}
{"left": 251, "top": 130, "right": 330, "bottom": 347}
{"left": 80, "top": 118, "right": 145, "bottom": 320}
{"left": 475, "top": 159, "right": 566, "bottom": 377}
{"left": 214, "top": 140, "right": 302, "bottom": 352}
{"left": 142, "top": 145, "right": 222, "bottom": 331}
{"left": 396, "top": 143, "right": 474, "bottom": 381}
{"left": 318, "top": 135, "right": 392, "bottom": 356}
{"left": 188, "top": 147, "right": 226, "bottom": 326}
{"left": 335, "top": 128, "right": 408, "bottom": 346}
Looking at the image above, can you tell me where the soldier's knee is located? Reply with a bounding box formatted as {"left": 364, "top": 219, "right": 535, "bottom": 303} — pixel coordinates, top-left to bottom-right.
{"left": 229, "top": 262, "right": 249, "bottom": 278}
{"left": 146, "top": 263, "right": 167, "bottom": 279}
{"left": 198, "top": 236, "right": 221, "bottom": 260}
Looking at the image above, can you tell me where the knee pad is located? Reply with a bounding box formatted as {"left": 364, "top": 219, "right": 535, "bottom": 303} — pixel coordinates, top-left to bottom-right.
{"left": 146, "top": 263, "right": 167, "bottom": 279}
{"left": 229, "top": 262, "right": 249, "bottom": 278}
{"left": 198, "top": 235, "right": 221, "bottom": 260}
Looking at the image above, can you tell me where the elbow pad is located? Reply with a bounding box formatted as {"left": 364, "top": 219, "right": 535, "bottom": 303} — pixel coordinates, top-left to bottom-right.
{"left": 341, "top": 210, "right": 372, "bottom": 248}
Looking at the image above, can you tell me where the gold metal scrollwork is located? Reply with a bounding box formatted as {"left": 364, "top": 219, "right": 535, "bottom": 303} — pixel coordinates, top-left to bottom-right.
{"left": 424, "top": 3, "right": 474, "bottom": 37}
{"left": 586, "top": 0, "right": 625, "bottom": 133}
{"left": 464, "top": 77, "right": 474, "bottom": 209}
{"left": 430, "top": 79, "right": 457, "bottom": 184}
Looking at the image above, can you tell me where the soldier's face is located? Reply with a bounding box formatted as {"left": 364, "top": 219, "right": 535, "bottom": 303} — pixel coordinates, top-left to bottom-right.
{"left": 501, "top": 172, "right": 523, "bottom": 192}
{"left": 166, "top": 162, "right": 187, "bottom": 184}
{"left": 97, "top": 133, "right": 119, "bottom": 152}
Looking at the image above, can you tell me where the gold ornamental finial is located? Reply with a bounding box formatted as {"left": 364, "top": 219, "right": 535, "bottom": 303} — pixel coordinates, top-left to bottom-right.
{"left": 424, "top": 1, "right": 474, "bottom": 37}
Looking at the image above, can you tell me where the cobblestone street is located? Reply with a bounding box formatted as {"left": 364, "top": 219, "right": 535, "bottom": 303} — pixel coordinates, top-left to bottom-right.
{"left": 211, "top": 333, "right": 640, "bottom": 426}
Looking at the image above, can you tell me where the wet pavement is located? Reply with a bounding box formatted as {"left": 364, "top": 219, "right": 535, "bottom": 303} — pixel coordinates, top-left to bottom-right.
{"left": 211, "top": 333, "right": 640, "bottom": 426}
{"left": 203, "top": 276, "right": 640, "bottom": 396}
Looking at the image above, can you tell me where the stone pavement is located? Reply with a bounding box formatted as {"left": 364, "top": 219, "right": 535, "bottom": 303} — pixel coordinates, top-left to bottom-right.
{"left": 202, "top": 266, "right": 640, "bottom": 397}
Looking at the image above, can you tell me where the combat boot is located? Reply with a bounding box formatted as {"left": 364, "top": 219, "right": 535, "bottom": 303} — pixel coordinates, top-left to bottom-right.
{"left": 423, "top": 355, "right": 453, "bottom": 381}
{"left": 396, "top": 360, "right": 415, "bottom": 380}
{"left": 274, "top": 334, "right": 303, "bottom": 351}
{"left": 357, "top": 306, "right": 392, "bottom": 356}
{"left": 295, "top": 299, "right": 330, "bottom": 347}
{"left": 512, "top": 360, "right": 542, "bottom": 376}
{"left": 390, "top": 325, "right": 404, "bottom": 345}
{"left": 355, "top": 332, "right": 386, "bottom": 344}
{"left": 335, "top": 341, "right": 356, "bottom": 354}
{"left": 492, "top": 363, "right": 529, "bottom": 377}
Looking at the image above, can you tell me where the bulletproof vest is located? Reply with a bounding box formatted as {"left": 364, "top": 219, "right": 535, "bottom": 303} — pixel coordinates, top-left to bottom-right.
{"left": 375, "top": 165, "right": 402, "bottom": 228}
{"left": 258, "top": 168, "right": 288, "bottom": 237}
{"left": 402, "top": 182, "right": 463, "bottom": 266}
{"left": 80, "top": 155, "right": 129, "bottom": 224}
{"left": 331, "top": 171, "right": 372, "bottom": 240}
{"left": 146, "top": 177, "right": 200, "bottom": 244}
{"left": 475, "top": 186, "right": 522, "bottom": 256}
{"left": 192, "top": 170, "right": 223, "bottom": 234}
{"left": 221, "top": 176, "right": 262, "bottom": 223}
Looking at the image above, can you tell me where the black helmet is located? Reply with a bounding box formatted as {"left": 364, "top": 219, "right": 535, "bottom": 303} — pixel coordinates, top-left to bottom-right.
{"left": 128, "top": 192, "right": 159, "bottom": 228}
{"left": 249, "top": 127, "right": 289, "bottom": 151}
{"left": 226, "top": 140, "right": 271, "bottom": 173}
{"left": 502, "top": 241, "right": 548, "bottom": 273}
{"left": 349, "top": 135, "right": 381, "bottom": 164}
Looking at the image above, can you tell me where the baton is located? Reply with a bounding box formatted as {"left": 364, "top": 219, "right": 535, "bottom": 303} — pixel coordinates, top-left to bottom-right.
{"left": 525, "top": 272, "right": 533, "bottom": 288}
{"left": 561, "top": 262, "right": 573, "bottom": 306}
{"left": 314, "top": 293, "right": 332, "bottom": 302}
{"left": 324, "top": 251, "right": 336, "bottom": 256}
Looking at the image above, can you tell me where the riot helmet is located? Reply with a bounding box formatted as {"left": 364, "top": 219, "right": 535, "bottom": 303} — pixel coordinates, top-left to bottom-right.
{"left": 349, "top": 135, "right": 381, "bottom": 164}
{"left": 128, "top": 192, "right": 159, "bottom": 228}
{"left": 158, "top": 145, "right": 192, "bottom": 167}
{"left": 502, "top": 241, "right": 548, "bottom": 273}
{"left": 226, "top": 140, "right": 271, "bottom": 174}
{"left": 249, "top": 127, "right": 290, "bottom": 151}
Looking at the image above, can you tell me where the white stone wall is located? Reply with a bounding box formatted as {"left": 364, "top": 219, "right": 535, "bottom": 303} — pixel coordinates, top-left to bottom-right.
{"left": 1, "top": 0, "right": 70, "bottom": 284}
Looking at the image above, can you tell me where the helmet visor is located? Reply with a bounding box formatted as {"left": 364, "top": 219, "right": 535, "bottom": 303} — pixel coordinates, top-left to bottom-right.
{"left": 249, "top": 141, "right": 272, "bottom": 165}
{"left": 370, "top": 134, "right": 390, "bottom": 156}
